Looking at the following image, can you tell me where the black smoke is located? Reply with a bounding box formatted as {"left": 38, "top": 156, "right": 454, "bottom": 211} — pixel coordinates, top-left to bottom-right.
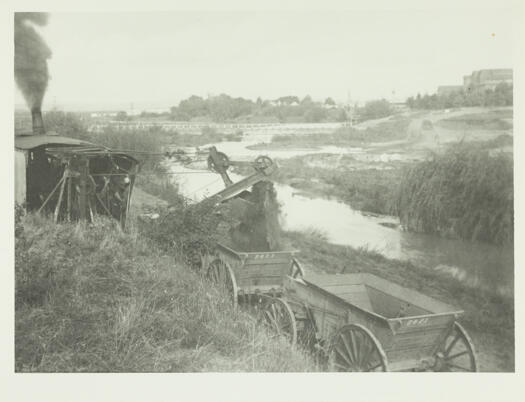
{"left": 14, "top": 12, "right": 52, "bottom": 110}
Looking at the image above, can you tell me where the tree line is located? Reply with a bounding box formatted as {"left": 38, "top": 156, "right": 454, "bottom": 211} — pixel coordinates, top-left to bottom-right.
{"left": 406, "top": 82, "right": 512, "bottom": 110}
{"left": 167, "top": 94, "right": 347, "bottom": 123}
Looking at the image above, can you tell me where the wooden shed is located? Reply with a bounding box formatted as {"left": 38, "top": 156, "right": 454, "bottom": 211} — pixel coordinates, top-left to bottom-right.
{"left": 15, "top": 133, "right": 139, "bottom": 226}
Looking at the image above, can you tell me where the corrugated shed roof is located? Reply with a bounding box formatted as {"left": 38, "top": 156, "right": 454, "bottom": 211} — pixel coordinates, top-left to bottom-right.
{"left": 15, "top": 135, "right": 98, "bottom": 150}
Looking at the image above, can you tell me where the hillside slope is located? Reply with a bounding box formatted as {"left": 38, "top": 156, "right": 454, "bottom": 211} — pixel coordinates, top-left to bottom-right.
{"left": 15, "top": 214, "right": 314, "bottom": 372}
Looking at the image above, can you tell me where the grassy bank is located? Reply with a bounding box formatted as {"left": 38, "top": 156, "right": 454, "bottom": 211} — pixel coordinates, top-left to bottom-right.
{"left": 234, "top": 154, "right": 404, "bottom": 215}
{"left": 394, "top": 146, "right": 513, "bottom": 245}
{"left": 15, "top": 214, "right": 315, "bottom": 372}
{"left": 247, "top": 116, "right": 410, "bottom": 150}
{"left": 435, "top": 109, "right": 513, "bottom": 131}
{"left": 283, "top": 230, "right": 514, "bottom": 372}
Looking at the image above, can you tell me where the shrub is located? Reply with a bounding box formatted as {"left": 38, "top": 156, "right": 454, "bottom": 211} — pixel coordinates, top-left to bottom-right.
{"left": 137, "top": 199, "right": 234, "bottom": 269}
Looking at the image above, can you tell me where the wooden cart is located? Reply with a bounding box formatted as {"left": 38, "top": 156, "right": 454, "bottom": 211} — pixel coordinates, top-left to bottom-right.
{"left": 283, "top": 273, "right": 478, "bottom": 372}
{"left": 203, "top": 243, "right": 305, "bottom": 344}
{"left": 204, "top": 245, "right": 477, "bottom": 372}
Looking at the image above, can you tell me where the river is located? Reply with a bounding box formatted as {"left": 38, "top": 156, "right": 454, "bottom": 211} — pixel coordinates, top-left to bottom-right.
{"left": 167, "top": 139, "right": 514, "bottom": 298}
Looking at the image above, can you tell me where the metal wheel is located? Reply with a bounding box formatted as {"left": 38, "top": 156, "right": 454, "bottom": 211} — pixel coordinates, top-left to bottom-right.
{"left": 254, "top": 155, "right": 273, "bottom": 170}
{"left": 206, "top": 258, "right": 238, "bottom": 308}
{"left": 261, "top": 297, "right": 297, "bottom": 346}
{"left": 433, "top": 322, "right": 478, "bottom": 372}
{"left": 329, "top": 324, "right": 388, "bottom": 372}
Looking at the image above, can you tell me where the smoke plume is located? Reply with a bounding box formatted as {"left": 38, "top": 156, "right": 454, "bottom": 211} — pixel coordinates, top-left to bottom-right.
{"left": 14, "top": 12, "right": 52, "bottom": 109}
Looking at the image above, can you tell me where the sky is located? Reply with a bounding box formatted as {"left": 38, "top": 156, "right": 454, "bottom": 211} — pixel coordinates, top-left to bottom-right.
{"left": 14, "top": 7, "right": 515, "bottom": 111}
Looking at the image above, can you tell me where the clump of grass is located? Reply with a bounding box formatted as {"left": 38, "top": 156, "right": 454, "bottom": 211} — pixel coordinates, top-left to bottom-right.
{"left": 15, "top": 214, "right": 315, "bottom": 372}
{"left": 394, "top": 145, "right": 513, "bottom": 245}
{"left": 436, "top": 111, "right": 513, "bottom": 131}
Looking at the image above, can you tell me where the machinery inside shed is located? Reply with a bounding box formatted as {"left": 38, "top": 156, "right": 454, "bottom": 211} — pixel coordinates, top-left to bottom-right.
{"left": 15, "top": 110, "right": 139, "bottom": 227}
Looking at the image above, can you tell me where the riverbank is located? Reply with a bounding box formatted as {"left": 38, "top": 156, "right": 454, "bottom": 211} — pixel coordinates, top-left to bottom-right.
{"left": 130, "top": 186, "right": 514, "bottom": 372}
{"left": 246, "top": 115, "right": 411, "bottom": 149}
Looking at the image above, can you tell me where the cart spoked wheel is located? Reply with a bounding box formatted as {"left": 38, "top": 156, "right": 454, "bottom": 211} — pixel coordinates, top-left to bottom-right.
{"left": 329, "top": 324, "right": 388, "bottom": 372}
{"left": 206, "top": 258, "right": 238, "bottom": 308}
{"left": 261, "top": 297, "right": 297, "bottom": 346}
{"left": 433, "top": 322, "right": 478, "bottom": 372}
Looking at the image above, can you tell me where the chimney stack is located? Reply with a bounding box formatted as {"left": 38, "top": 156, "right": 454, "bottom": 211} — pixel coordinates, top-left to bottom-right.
{"left": 31, "top": 107, "right": 45, "bottom": 135}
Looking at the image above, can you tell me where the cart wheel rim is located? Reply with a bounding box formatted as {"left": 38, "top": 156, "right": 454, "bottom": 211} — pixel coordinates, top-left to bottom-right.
{"left": 206, "top": 258, "right": 238, "bottom": 308}
{"left": 329, "top": 324, "right": 388, "bottom": 372}
{"left": 260, "top": 297, "right": 297, "bottom": 346}
{"left": 434, "top": 322, "right": 478, "bottom": 372}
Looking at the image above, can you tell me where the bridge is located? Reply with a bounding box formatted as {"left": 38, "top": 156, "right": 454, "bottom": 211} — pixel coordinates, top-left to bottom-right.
{"left": 88, "top": 120, "right": 354, "bottom": 135}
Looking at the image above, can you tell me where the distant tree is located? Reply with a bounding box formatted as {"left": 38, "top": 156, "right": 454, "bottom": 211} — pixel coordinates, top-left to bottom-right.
{"left": 493, "top": 83, "right": 512, "bottom": 106}
{"left": 43, "top": 111, "right": 88, "bottom": 138}
{"left": 178, "top": 95, "right": 208, "bottom": 118}
{"left": 406, "top": 82, "right": 513, "bottom": 110}
{"left": 167, "top": 93, "right": 348, "bottom": 123}
{"left": 304, "top": 107, "right": 327, "bottom": 123}
{"left": 301, "top": 95, "right": 313, "bottom": 105}
{"left": 115, "top": 111, "right": 128, "bottom": 121}
{"left": 277, "top": 96, "right": 300, "bottom": 105}
{"left": 450, "top": 92, "right": 465, "bottom": 108}
{"left": 324, "top": 97, "right": 336, "bottom": 106}
{"left": 336, "top": 109, "right": 348, "bottom": 122}
{"left": 359, "top": 99, "right": 392, "bottom": 120}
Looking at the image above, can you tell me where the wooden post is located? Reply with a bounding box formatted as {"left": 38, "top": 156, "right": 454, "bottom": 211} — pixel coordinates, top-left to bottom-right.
{"left": 66, "top": 164, "right": 72, "bottom": 222}
{"left": 53, "top": 176, "right": 67, "bottom": 223}
{"left": 78, "top": 156, "right": 89, "bottom": 221}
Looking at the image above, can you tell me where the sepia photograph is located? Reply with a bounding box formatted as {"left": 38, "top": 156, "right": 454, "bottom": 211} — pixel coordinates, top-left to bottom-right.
{"left": 5, "top": 0, "right": 524, "bottom": 400}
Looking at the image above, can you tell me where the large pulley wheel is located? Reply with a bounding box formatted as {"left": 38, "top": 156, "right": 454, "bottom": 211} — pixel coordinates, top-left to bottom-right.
{"left": 206, "top": 258, "right": 238, "bottom": 308}
{"left": 260, "top": 296, "right": 297, "bottom": 346}
{"left": 329, "top": 324, "right": 388, "bottom": 372}
{"left": 254, "top": 155, "right": 273, "bottom": 171}
{"left": 432, "top": 322, "right": 478, "bottom": 372}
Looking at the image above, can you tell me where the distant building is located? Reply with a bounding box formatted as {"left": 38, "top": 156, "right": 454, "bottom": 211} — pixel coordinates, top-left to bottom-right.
{"left": 463, "top": 69, "right": 513, "bottom": 93}
{"left": 437, "top": 85, "right": 463, "bottom": 96}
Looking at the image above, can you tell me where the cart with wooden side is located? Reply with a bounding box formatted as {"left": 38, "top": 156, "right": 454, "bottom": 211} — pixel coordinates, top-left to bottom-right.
{"left": 283, "top": 272, "right": 478, "bottom": 372}
{"left": 203, "top": 243, "right": 305, "bottom": 345}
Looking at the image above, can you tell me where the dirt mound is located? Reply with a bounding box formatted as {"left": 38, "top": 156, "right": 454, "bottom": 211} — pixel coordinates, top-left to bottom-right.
{"left": 229, "top": 181, "right": 283, "bottom": 252}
